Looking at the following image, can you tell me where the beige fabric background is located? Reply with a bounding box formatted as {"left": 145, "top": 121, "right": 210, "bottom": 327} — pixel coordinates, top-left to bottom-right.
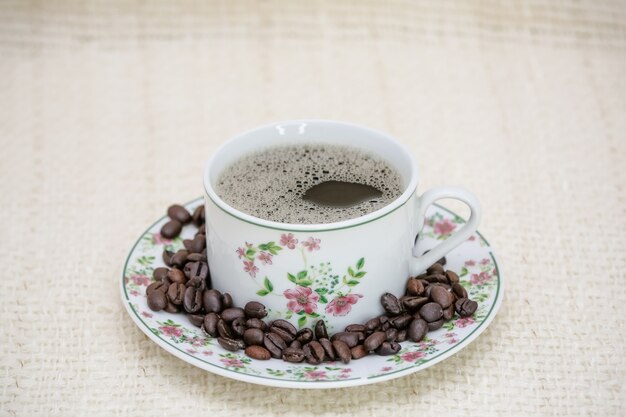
{"left": 1, "top": 1, "right": 625, "bottom": 416}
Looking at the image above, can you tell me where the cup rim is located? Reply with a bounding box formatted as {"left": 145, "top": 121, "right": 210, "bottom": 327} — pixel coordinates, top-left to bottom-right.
{"left": 203, "top": 119, "right": 420, "bottom": 232}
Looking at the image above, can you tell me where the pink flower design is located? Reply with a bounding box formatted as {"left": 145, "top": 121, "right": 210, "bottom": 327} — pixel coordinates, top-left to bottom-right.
{"left": 325, "top": 294, "right": 362, "bottom": 316}
{"left": 201, "top": 350, "right": 213, "bottom": 356}
{"left": 236, "top": 247, "right": 246, "bottom": 259}
{"left": 455, "top": 317, "right": 476, "bottom": 328}
{"left": 130, "top": 290, "right": 140, "bottom": 296}
{"left": 160, "top": 326, "right": 183, "bottom": 338}
{"left": 186, "top": 348, "right": 198, "bottom": 354}
{"left": 471, "top": 271, "right": 492, "bottom": 285}
{"left": 492, "top": 268, "right": 498, "bottom": 276}
{"left": 400, "top": 351, "right": 425, "bottom": 362}
{"left": 381, "top": 366, "right": 393, "bottom": 372}
{"left": 304, "top": 370, "right": 327, "bottom": 380}
{"left": 338, "top": 374, "right": 350, "bottom": 379}
{"left": 284, "top": 286, "right": 319, "bottom": 314}
{"left": 447, "top": 338, "right": 459, "bottom": 344}
{"left": 468, "top": 235, "right": 476, "bottom": 241}
{"left": 220, "top": 358, "right": 244, "bottom": 368}
{"left": 302, "top": 237, "right": 321, "bottom": 252}
{"left": 258, "top": 252, "right": 273, "bottom": 265}
{"left": 131, "top": 274, "right": 151, "bottom": 286}
{"left": 464, "top": 260, "right": 476, "bottom": 267}
{"left": 279, "top": 233, "right": 299, "bottom": 249}
{"left": 141, "top": 311, "right": 153, "bottom": 318}
{"left": 434, "top": 219, "right": 456, "bottom": 236}
{"left": 153, "top": 233, "right": 172, "bottom": 246}
{"left": 480, "top": 258, "right": 491, "bottom": 266}
{"left": 243, "top": 260, "right": 259, "bottom": 277}
{"left": 189, "top": 337, "right": 205, "bottom": 347}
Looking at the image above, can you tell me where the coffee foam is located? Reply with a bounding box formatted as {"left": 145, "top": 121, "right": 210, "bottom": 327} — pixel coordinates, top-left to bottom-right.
{"left": 216, "top": 143, "right": 403, "bottom": 224}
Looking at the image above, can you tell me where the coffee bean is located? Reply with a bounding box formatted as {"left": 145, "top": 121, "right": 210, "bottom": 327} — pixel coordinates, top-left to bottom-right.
{"left": 319, "top": 338, "right": 335, "bottom": 360}
{"left": 376, "top": 341, "right": 401, "bottom": 356}
{"left": 147, "top": 290, "right": 167, "bottom": 311}
{"left": 183, "top": 239, "right": 193, "bottom": 252}
{"left": 146, "top": 281, "right": 168, "bottom": 296}
{"left": 296, "top": 328, "right": 314, "bottom": 344}
{"left": 153, "top": 267, "right": 169, "bottom": 282}
{"left": 390, "top": 314, "right": 413, "bottom": 330}
{"left": 184, "top": 261, "right": 209, "bottom": 281}
{"left": 378, "top": 315, "right": 389, "bottom": 324}
{"left": 221, "top": 307, "right": 245, "bottom": 322}
{"left": 401, "top": 296, "right": 429, "bottom": 312}
{"left": 192, "top": 205, "right": 205, "bottom": 226}
{"left": 183, "top": 287, "right": 202, "bottom": 313}
{"left": 244, "top": 301, "right": 267, "bottom": 319}
{"left": 167, "top": 204, "right": 192, "bottom": 224}
{"left": 264, "top": 332, "right": 286, "bottom": 359}
{"left": 217, "top": 319, "right": 233, "bottom": 338}
{"left": 170, "top": 249, "right": 189, "bottom": 268}
{"left": 385, "top": 328, "right": 398, "bottom": 342}
{"left": 381, "top": 292, "right": 402, "bottom": 316}
{"left": 282, "top": 347, "right": 306, "bottom": 363}
{"left": 167, "top": 282, "right": 186, "bottom": 305}
{"left": 222, "top": 293, "right": 233, "bottom": 309}
{"left": 419, "top": 302, "right": 443, "bottom": 322}
{"left": 161, "top": 220, "right": 182, "bottom": 239}
{"left": 290, "top": 340, "right": 302, "bottom": 349}
{"left": 245, "top": 345, "right": 271, "bottom": 360}
{"left": 396, "top": 330, "right": 407, "bottom": 343}
{"left": 407, "top": 318, "right": 428, "bottom": 342}
{"left": 427, "top": 319, "right": 444, "bottom": 331}
{"left": 330, "top": 332, "right": 359, "bottom": 348}
{"left": 364, "top": 317, "right": 381, "bottom": 331}
{"left": 346, "top": 324, "right": 366, "bottom": 333}
{"left": 355, "top": 331, "right": 366, "bottom": 344}
{"left": 188, "top": 314, "right": 204, "bottom": 327}
{"left": 427, "top": 263, "right": 445, "bottom": 275}
{"left": 431, "top": 286, "right": 454, "bottom": 309}
{"left": 446, "top": 270, "right": 460, "bottom": 284}
{"left": 164, "top": 301, "right": 180, "bottom": 313}
{"left": 218, "top": 337, "right": 240, "bottom": 352}
{"left": 243, "top": 328, "right": 264, "bottom": 346}
{"left": 167, "top": 268, "right": 187, "bottom": 285}
{"left": 270, "top": 327, "right": 295, "bottom": 343}
{"left": 202, "top": 313, "right": 220, "bottom": 337}
{"left": 189, "top": 235, "right": 206, "bottom": 253}
{"left": 314, "top": 320, "right": 328, "bottom": 340}
{"left": 406, "top": 278, "right": 425, "bottom": 296}
{"left": 332, "top": 340, "right": 351, "bottom": 364}
{"left": 424, "top": 274, "right": 448, "bottom": 284}
{"left": 303, "top": 341, "right": 325, "bottom": 364}
{"left": 271, "top": 319, "right": 296, "bottom": 336}
{"left": 351, "top": 345, "right": 368, "bottom": 359}
{"left": 186, "top": 253, "right": 204, "bottom": 262}
{"left": 451, "top": 282, "right": 467, "bottom": 299}
{"left": 363, "top": 331, "right": 386, "bottom": 351}
{"left": 231, "top": 317, "right": 247, "bottom": 338}
{"left": 455, "top": 298, "right": 478, "bottom": 317}
{"left": 202, "top": 289, "right": 222, "bottom": 313}
{"left": 380, "top": 321, "right": 391, "bottom": 331}
{"left": 443, "top": 305, "right": 455, "bottom": 320}
{"left": 245, "top": 318, "right": 267, "bottom": 331}
{"left": 162, "top": 249, "right": 174, "bottom": 266}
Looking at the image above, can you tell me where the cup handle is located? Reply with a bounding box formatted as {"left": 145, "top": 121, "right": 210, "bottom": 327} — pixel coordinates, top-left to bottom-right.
{"left": 410, "top": 187, "right": 482, "bottom": 275}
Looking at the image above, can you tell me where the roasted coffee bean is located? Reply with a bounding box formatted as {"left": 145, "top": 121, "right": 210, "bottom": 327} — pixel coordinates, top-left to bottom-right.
{"left": 161, "top": 220, "right": 182, "bottom": 239}
{"left": 202, "top": 289, "right": 222, "bottom": 313}
{"left": 245, "top": 318, "right": 267, "bottom": 331}
{"left": 184, "top": 261, "right": 209, "bottom": 281}
{"left": 147, "top": 290, "right": 167, "bottom": 311}
{"left": 271, "top": 319, "right": 296, "bottom": 337}
{"left": 330, "top": 332, "right": 359, "bottom": 348}
{"left": 203, "top": 313, "right": 220, "bottom": 337}
{"left": 167, "top": 268, "right": 187, "bottom": 284}
{"left": 183, "top": 239, "right": 194, "bottom": 252}
{"left": 282, "top": 347, "right": 306, "bottom": 363}
{"left": 221, "top": 307, "right": 245, "bottom": 322}
{"left": 376, "top": 341, "right": 401, "bottom": 356}
{"left": 427, "top": 319, "right": 444, "bottom": 331}
{"left": 218, "top": 337, "right": 240, "bottom": 352}
{"left": 441, "top": 306, "right": 453, "bottom": 321}
{"left": 167, "top": 282, "right": 186, "bottom": 305}
{"left": 381, "top": 292, "right": 402, "bottom": 316}
{"left": 390, "top": 314, "right": 413, "bottom": 330}
{"left": 351, "top": 345, "right": 368, "bottom": 359}
{"left": 319, "top": 338, "right": 335, "bottom": 360}
{"left": 188, "top": 235, "right": 206, "bottom": 253}
{"left": 355, "top": 331, "right": 366, "bottom": 344}
{"left": 455, "top": 298, "right": 478, "bottom": 317}
{"left": 192, "top": 205, "right": 205, "bottom": 226}
{"left": 363, "top": 331, "right": 386, "bottom": 351}
{"left": 186, "top": 253, "right": 204, "bottom": 262}
{"left": 424, "top": 274, "right": 448, "bottom": 284}
{"left": 419, "top": 302, "right": 443, "bottom": 322}
{"left": 402, "top": 296, "right": 429, "bottom": 312}
{"left": 303, "top": 341, "right": 325, "bottom": 364}
{"left": 431, "top": 285, "right": 454, "bottom": 309}
{"left": 153, "top": 267, "right": 169, "bottom": 282}
{"left": 346, "top": 324, "right": 366, "bottom": 333}
{"left": 290, "top": 340, "right": 302, "bottom": 349}
{"left": 244, "top": 301, "right": 267, "bottom": 319}
{"left": 314, "top": 320, "right": 328, "bottom": 340}
{"left": 217, "top": 319, "right": 233, "bottom": 338}
{"left": 451, "top": 282, "right": 467, "bottom": 299}
{"left": 407, "top": 318, "right": 428, "bottom": 342}
{"left": 385, "top": 328, "right": 398, "bottom": 342}
{"left": 396, "top": 330, "right": 407, "bottom": 343}
{"left": 379, "top": 315, "right": 389, "bottom": 325}
{"left": 222, "top": 293, "right": 233, "bottom": 309}
{"left": 186, "top": 276, "right": 206, "bottom": 290}
{"left": 162, "top": 249, "right": 174, "bottom": 266}
{"left": 296, "top": 328, "right": 314, "bottom": 344}
{"left": 170, "top": 250, "right": 189, "bottom": 268}
{"left": 146, "top": 281, "right": 168, "bottom": 296}
{"left": 264, "top": 332, "right": 286, "bottom": 359}
{"left": 231, "top": 317, "right": 247, "bottom": 338}
{"left": 427, "top": 263, "right": 445, "bottom": 275}
{"left": 183, "top": 287, "right": 202, "bottom": 313}
{"left": 245, "top": 345, "right": 271, "bottom": 360}
{"left": 270, "top": 327, "right": 295, "bottom": 343}
{"left": 243, "top": 328, "right": 264, "bottom": 346}
{"left": 164, "top": 301, "right": 180, "bottom": 313}
{"left": 446, "top": 270, "right": 460, "bottom": 284}
{"left": 406, "top": 278, "right": 425, "bottom": 296}
{"left": 332, "top": 340, "right": 351, "bottom": 364}
{"left": 380, "top": 321, "right": 391, "bottom": 331}
{"left": 365, "top": 317, "right": 381, "bottom": 331}
{"left": 167, "top": 204, "right": 192, "bottom": 224}
{"left": 188, "top": 314, "right": 204, "bottom": 327}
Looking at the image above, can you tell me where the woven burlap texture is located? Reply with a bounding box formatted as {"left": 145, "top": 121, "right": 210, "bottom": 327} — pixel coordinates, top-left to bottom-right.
{"left": 1, "top": 1, "right": 625, "bottom": 416}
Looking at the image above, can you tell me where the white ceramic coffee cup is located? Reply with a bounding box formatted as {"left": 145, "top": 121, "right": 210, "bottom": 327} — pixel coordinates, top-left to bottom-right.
{"left": 203, "top": 120, "right": 481, "bottom": 331}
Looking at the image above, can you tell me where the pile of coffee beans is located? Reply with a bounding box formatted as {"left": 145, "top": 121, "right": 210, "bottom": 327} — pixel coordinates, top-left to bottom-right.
{"left": 147, "top": 203, "right": 478, "bottom": 364}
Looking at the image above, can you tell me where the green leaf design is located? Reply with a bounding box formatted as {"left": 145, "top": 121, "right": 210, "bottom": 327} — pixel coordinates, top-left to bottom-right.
{"left": 348, "top": 266, "right": 355, "bottom": 277}
{"left": 264, "top": 277, "right": 273, "bottom": 292}
{"left": 319, "top": 295, "right": 328, "bottom": 304}
{"left": 356, "top": 257, "right": 365, "bottom": 270}
{"left": 256, "top": 289, "right": 269, "bottom": 296}
{"left": 298, "top": 316, "right": 307, "bottom": 328}
{"left": 308, "top": 312, "right": 320, "bottom": 318}
{"left": 459, "top": 267, "right": 469, "bottom": 277}
{"left": 346, "top": 280, "right": 360, "bottom": 286}
{"left": 297, "top": 270, "right": 308, "bottom": 279}
{"left": 245, "top": 248, "right": 256, "bottom": 260}
{"left": 354, "top": 271, "right": 366, "bottom": 278}
{"left": 287, "top": 273, "right": 297, "bottom": 283}
{"left": 314, "top": 288, "right": 328, "bottom": 295}
{"left": 285, "top": 310, "right": 293, "bottom": 319}
{"left": 297, "top": 279, "right": 313, "bottom": 287}
{"left": 258, "top": 243, "right": 269, "bottom": 250}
